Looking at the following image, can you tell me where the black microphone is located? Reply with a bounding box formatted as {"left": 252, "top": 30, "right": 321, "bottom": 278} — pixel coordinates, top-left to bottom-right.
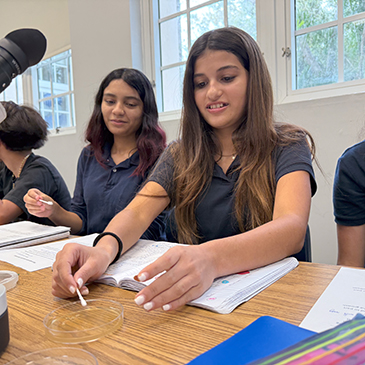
{"left": 0, "top": 28, "right": 47, "bottom": 93}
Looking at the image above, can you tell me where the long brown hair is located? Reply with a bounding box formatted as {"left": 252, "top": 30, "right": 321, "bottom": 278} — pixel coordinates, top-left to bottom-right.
{"left": 172, "top": 27, "right": 315, "bottom": 243}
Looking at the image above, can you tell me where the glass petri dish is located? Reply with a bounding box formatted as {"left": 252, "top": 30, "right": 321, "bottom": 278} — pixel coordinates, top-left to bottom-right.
{"left": 4, "top": 347, "right": 98, "bottom": 364}
{"left": 44, "top": 299, "right": 123, "bottom": 344}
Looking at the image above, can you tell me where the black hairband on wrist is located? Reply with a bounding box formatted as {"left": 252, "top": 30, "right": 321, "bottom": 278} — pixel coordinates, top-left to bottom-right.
{"left": 93, "top": 232, "right": 123, "bottom": 265}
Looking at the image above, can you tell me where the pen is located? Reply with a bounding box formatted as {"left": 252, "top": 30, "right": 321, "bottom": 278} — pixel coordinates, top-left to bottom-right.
{"left": 39, "top": 199, "right": 53, "bottom": 206}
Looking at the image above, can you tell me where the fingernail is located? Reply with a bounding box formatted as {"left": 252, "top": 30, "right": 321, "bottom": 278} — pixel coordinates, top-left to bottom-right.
{"left": 81, "top": 287, "right": 89, "bottom": 295}
{"left": 69, "top": 286, "right": 76, "bottom": 294}
{"left": 138, "top": 273, "right": 148, "bottom": 282}
{"left": 134, "top": 295, "right": 145, "bottom": 306}
{"left": 144, "top": 302, "right": 153, "bottom": 311}
{"left": 163, "top": 304, "right": 171, "bottom": 311}
{"left": 77, "top": 278, "right": 83, "bottom": 288}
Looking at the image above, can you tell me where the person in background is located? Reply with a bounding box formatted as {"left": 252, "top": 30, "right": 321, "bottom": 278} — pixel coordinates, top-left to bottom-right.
{"left": 0, "top": 101, "right": 71, "bottom": 225}
{"left": 49, "top": 27, "right": 316, "bottom": 307}
{"left": 24, "top": 68, "right": 166, "bottom": 240}
{"left": 333, "top": 140, "right": 365, "bottom": 267}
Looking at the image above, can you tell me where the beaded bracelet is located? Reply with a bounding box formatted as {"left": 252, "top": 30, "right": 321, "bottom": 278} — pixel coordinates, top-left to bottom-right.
{"left": 93, "top": 232, "right": 123, "bottom": 265}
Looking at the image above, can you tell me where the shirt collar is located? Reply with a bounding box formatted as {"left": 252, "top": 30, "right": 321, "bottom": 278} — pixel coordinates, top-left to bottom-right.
{"left": 103, "top": 143, "right": 140, "bottom": 167}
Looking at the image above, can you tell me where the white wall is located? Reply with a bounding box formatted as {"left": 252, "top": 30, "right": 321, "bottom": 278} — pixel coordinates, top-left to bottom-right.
{"left": 277, "top": 94, "right": 365, "bottom": 264}
{"left": 2, "top": 0, "right": 364, "bottom": 265}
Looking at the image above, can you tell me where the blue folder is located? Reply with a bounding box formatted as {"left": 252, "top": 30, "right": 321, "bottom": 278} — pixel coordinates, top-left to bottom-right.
{"left": 187, "top": 316, "right": 316, "bottom": 365}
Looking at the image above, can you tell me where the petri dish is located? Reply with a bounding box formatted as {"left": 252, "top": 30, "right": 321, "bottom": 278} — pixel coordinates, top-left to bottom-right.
{"left": 44, "top": 299, "right": 123, "bottom": 344}
{"left": 4, "top": 347, "right": 98, "bottom": 364}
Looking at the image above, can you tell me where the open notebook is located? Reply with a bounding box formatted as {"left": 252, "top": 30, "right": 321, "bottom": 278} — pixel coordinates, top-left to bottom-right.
{"left": 96, "top": 239, "right": 299, "bottom": 314}
{"left": 0, "top": 221, "right": 70, "bottom": 250}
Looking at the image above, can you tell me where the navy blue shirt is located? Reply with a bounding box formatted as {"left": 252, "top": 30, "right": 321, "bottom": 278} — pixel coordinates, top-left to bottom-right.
{"left": 333, "top": 140, "right": 365, "bottom": 226}
{"left": 0, "top": 153, "right": 71, "bottom": 225}
{"left": 149, "top": 140, "right": 316, "bottom": 245}
{"left": 71, "top": 145, "right": 165, "bottom": 239}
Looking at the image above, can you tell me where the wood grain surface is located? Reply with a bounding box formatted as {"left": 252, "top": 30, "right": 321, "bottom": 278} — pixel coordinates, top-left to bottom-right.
{"left": 0, "top": 261, "right": 340, "bottom": 364}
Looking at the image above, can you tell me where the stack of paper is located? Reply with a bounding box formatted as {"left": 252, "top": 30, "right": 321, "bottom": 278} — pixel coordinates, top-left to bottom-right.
{"left": 190, "top": 257, "right": 298, "bottom": 314}
{"left": 0, "top": 221, "right": 70, "bottom": 250}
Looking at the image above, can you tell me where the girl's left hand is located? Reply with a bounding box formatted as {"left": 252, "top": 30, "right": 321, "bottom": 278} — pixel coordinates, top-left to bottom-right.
{"left": 134, "top": 244, "right": 217, "bottom": 311}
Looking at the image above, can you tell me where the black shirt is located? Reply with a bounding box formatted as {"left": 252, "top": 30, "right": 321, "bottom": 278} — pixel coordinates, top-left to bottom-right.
{"left": 0, "top": 153, "right": 71, "bottom": 225}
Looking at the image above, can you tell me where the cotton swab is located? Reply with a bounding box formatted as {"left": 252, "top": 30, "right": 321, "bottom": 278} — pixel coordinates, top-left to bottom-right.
{"left": 76, "top": 287, "right": 87, "bottom": 307}
{"left": 39, "top": 199, "right": 53, "bottom": 206}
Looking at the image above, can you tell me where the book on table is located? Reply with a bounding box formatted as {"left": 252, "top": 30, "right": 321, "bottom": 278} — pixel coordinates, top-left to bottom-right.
{"left": 0, "top": 221, "right": 70, "bottom": 250}
{"left": 96, "top": 239, "right": 299, "bottom": 314}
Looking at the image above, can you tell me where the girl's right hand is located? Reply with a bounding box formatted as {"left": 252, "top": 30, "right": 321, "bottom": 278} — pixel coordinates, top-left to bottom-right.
{"left": 52, "top": 243, "right": 112, "bottom": 298}
{"left": 23, "top": 188, "right": 56, "bottom": 218}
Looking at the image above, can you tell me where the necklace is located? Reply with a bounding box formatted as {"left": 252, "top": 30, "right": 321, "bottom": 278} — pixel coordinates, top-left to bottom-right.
{"left": 221, "top": 153, "right": 237, "bottom": 160}
{"left": 12, "top": 153, "right": 30, "bottom": 188}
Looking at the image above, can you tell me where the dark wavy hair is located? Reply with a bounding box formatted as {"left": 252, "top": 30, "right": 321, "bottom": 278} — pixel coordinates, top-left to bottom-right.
{"left": 85, "top": 68, "right": 166, "bottom": 176}
{"left": 0, "top": 101, "right": 48, "bottom": 151}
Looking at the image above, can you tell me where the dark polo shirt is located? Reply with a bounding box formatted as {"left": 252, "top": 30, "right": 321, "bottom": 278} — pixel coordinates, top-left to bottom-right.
{"left": 0, "top": 153, "right": 71, "bottom": 225}
{"left": 149, "top": 140, "right": 316, "bottom": 261}
{"left": 333, "top": 140, "right": 365, "bottom": 226}
{"left": 71, "top": 145, "right": 165, "bottom": 239}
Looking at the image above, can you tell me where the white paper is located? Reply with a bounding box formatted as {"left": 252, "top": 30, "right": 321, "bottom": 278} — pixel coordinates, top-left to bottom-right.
{"left": 300, "top": 267, "right": 365, "bottom": 332}
{"left": 0, "top": 221, "right": 70, "bottom": 249}
{"left": 0, "top": 234, "right": 98, "bottom": 271}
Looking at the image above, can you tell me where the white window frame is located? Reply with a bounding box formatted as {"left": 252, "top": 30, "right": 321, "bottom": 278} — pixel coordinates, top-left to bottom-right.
{"left": 31, "top": 49, "right": 76, "bottom": 137}
{"left": 142, "top": 0, "right": 258, "bottom": 120}
{"left": 141, "top": 0, "right": 365, "bottom": 115}
{"left": 0, "top": 49, "right": 76, "bottom": 137}
{"left": 275, "top": 0, "right": 365, "bottom": 105}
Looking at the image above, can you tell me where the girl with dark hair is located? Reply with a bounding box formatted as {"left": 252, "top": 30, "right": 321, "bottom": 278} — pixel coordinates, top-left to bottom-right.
{"left": 50, "top": 28, "right": 316, "bottom": 308}
{"left": 24, "top": 68, "right": 166, "bottom": 239}
{"left": 0, "top": 101, "right": 71, "bottom": 225}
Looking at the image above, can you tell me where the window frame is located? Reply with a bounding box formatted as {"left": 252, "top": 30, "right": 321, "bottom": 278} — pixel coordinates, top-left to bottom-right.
{"left": 276, "top": 0, "right": 365, "bottom": 105}
{"left": 32, "top": 49, "right": 76, "bottom": 136}
{"left": 145, "top": 0, "right": 258, "bottom": 115}
{"left": 0, "top": 49, "right": 76, "bottom": 137}
{"left": 142, "top": 0, "right": 365, "bottom": 114}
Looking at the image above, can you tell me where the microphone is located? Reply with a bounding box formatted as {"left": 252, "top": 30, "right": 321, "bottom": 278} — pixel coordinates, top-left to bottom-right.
{"left": 0, "top": 28, "right": 47, "bottom": 93}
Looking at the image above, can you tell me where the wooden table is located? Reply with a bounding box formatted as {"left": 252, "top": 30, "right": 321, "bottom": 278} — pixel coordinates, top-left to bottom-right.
{"left": 0, "top": 261, "right": 340, "bottom": 364}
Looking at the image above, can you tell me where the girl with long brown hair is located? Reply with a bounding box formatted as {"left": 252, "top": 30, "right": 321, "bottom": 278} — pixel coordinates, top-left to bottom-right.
{"left": 50, "top": 27, "right": 316, "bottom": 309}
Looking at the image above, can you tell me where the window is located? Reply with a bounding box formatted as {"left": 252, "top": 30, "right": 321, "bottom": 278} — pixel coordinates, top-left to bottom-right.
{"left": 155, "top": 0, "right": 256, "bottom": 112}
{"left": 279, "top": 0, "right": 365, "bottom": 101}
{"left": 0, "top": 49, "right": 75, "bottom": 135}
{"left": 34, "top": 50, "right": 75, "bottom": 133}
{"left": 0, "top": 76, "right": 24, "bottom": 104}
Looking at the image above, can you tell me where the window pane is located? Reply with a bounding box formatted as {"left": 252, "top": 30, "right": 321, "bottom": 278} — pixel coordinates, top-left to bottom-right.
{"left": 190, "top": 1, "right": 224, "bottom": 45}
{"left": 39, "top": 100, "right": 53, "bottom": 129}
{"left": 38, "top": 63, "right": 51, "bottom": 82}
{"left": 16, "top": 78, "right": 24, "bottom": 104}
{"left": 38, "top": 64, "right": 52, "bottom": 99}
{"left": 160, "top": 15, "right": 188, "bottom": 66}
{"left": 55, "top": 96, "right": 71, "bottom": 128}
{"left": 228, "top": 0, "right": 257, "bottom": 40}
{"left": 162, "top": 65, "right": 185, "bottom": 112}
{"left": 69, "top": 56, "right": 74, "bottom": 90}
{"left": 344, "top": 0, "right": 365, "bottom": 17}
{"left": 1, "top": 80, "right": 17, "bottom": 102}
{"left": 344, "top": 20, "right": 365, "bottom": 81}
{"left": 54, "top": 59, "right": 69, "bottom": 85}
{"left": 159, "top": 0, "right": 186, "bottom": 18}
{"left": 190, "top": 0, "right": 209, "bottom": 7}
{"left": 295, "top": 0, "right": 337, "bottom": 30}
{"left": 296, "top": 27, "right": 338, "bottom": 89}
